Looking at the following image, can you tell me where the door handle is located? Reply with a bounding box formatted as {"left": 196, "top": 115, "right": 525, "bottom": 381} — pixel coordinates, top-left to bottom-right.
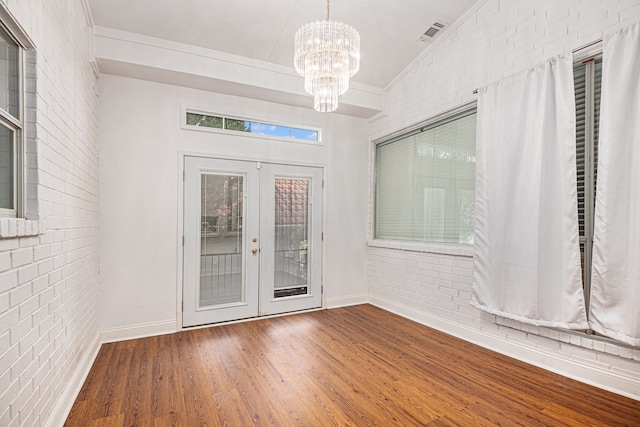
{"left": 252, "top": 248, "right": 259, "bottom": 254}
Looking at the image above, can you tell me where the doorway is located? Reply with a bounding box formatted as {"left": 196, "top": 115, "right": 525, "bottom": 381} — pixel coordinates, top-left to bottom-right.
{"left": 183, "top": 157, "right": 323, "bottom": 327}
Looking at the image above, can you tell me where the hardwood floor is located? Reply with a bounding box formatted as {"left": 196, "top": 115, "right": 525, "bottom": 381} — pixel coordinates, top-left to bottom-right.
{"left": 66, "top": 304, "right": 640, "bottom": 426}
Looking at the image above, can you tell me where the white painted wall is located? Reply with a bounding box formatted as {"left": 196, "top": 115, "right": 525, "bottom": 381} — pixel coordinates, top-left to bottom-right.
{"left": 368, "top": 0, "right": 640, "bottom": 399}
{"left": 98, "top": 75, "right": 369, "bottom": 334}
{"left": 0, "top": 1, "right": 100, "bottom": 426}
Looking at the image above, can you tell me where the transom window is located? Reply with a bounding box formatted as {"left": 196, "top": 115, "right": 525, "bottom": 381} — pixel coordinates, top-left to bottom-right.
{"left": 184, "top": 110, "right": 320, "bottom": 143}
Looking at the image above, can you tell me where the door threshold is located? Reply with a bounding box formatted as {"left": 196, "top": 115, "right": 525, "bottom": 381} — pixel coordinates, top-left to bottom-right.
{"left": 181, "top": 306, "right": 325, "bottom": 330}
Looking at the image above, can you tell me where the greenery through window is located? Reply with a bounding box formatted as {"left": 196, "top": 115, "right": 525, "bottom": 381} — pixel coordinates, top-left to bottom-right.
{"left": 186, "top": 113, "right": 222, "bottom": 129}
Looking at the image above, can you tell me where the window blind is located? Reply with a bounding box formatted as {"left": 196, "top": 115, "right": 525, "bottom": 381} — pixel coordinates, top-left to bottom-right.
{"left": 375, "top": 110, "right": 476, "bottom": 244}
{"left": 574, "top": 58, "right": 602, "bottom": 290}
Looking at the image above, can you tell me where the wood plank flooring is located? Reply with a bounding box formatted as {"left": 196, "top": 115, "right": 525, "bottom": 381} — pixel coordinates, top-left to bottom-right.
{"left": 65, "top": 304, "right": 640, "bottom": 426}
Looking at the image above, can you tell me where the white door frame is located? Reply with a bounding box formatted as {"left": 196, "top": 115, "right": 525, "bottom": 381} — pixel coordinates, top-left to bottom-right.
{"left": 180, "top": 154, "right": 325, "bottom": 328}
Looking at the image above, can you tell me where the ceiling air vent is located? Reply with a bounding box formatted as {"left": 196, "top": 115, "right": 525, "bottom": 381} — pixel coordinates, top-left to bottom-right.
{"left": 419, "top": 21, "right": 447, "bottom": 43}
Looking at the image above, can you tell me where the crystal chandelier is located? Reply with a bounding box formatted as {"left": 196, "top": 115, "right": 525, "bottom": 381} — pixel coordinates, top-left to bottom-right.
{"left": 294, "top": 0, "right": 360, "bottom": 112}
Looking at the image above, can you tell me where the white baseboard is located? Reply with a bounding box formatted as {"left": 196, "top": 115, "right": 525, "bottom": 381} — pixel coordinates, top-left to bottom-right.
{"left": 45, "top": 333, "right": 101, "bottom": 427}
{"left": 326, "top": 293, "right": 368, "bottom": 309}
{"left": 369, "top": 296, "right": 640, "bottom": 401}
{"left": 101, "top": 319, "right": 177, "bottom": 343}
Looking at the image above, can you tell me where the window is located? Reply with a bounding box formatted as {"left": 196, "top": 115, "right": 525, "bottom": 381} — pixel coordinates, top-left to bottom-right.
{"left": 574, "top": 57, "right": 602, "bottom": 306}
{"left": 375, "top": 109, "right": 476, "bottom": 244}
{"left": 187, "top": 112, "right": 223, "bottom": 129}
{"left": 185, "top": 110, "right": 320, "bottom": 143}
{"left": 0, "top": 24, "right": 21, "bottom": 217}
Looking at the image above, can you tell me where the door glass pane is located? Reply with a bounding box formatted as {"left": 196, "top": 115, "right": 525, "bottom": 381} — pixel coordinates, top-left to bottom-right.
{"left": 274, "top": 178, "right": 309, "bottom": 298}
{"left": 200, "top": 173, "right": 244, "bottom": 307}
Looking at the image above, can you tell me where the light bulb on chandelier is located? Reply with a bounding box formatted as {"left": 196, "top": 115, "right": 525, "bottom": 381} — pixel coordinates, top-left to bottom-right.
{"left": 294, "top": 0, "right": 360, "bottom": 112}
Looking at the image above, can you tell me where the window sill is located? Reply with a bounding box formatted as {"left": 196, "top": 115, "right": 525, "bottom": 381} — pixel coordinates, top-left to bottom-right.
{"left": 0, "top": 218, "right": 45, "bottom": 238}
{"left": 367, "top": 239, "right": 474, "bottom": 258}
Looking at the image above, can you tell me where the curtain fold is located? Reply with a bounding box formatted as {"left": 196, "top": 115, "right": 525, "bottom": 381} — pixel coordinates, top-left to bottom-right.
{"left": 589, "top": 23, "right": 640, "bottom": 347}
{"left": 471, "top": 54, "right": 589, "bottom": 329}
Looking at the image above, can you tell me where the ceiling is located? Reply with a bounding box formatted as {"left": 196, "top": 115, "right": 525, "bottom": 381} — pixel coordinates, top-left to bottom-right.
{"left": 89, "top": 0, "right": 477, "bottom": 90}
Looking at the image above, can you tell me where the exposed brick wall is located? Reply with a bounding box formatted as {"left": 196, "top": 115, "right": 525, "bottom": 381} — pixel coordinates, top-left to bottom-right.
{"left": 368, "top": 0, "right": 640, "bottom": 389}
{"left": 0, "top": 1, "right": 99, "bottom": 426}
{"left": 370, "top": 0, "right": 640, "bottom": 140}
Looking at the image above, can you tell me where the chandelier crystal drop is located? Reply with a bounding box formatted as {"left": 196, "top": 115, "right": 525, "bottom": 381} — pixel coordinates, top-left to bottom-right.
{"left": 294, "top": 0, "right": 360, "bottom": 112}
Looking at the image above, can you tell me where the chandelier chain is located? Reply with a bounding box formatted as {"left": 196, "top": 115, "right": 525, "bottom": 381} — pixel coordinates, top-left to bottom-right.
{"left": 326, "top": 0, "right": 330, "bottom": 21}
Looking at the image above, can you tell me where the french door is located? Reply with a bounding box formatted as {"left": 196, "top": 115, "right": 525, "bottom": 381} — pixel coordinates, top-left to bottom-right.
{"left": 183, "top": 157, "right": 323, "bottom": 327}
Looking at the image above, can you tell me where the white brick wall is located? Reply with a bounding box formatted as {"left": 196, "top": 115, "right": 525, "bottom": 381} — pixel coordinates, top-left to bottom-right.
{"left": 0, "top": 1, "right": 100, "bottom": 426}
{"left": 368, "top": 0, "right": 640, "bottom": 395}
{"left": 370, "top": 0, "right": 640, "bottom": 140}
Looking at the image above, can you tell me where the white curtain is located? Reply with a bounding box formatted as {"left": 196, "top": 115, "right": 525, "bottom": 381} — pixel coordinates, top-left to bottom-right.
{"left": 471, "top": 54, "right": 589, "bottom": 329}
{"left": 589, "top": 23, "right": 640, "bottom": 347}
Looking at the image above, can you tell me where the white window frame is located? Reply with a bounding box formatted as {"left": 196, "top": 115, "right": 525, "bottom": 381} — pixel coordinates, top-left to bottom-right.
{"left": 181, "top": 105, "right": 323, "bottom": 145}
{"left": 0, "top": 4, "right": 43, "bottom": 239}
{"left": 0, "top": 23, "right": 22, "bottom": 218}
{"left": 0, "top": 4, "right": 34, "bottom": 221}
{"left": 373, "top": 104, "right": 477, "bottom": 248}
